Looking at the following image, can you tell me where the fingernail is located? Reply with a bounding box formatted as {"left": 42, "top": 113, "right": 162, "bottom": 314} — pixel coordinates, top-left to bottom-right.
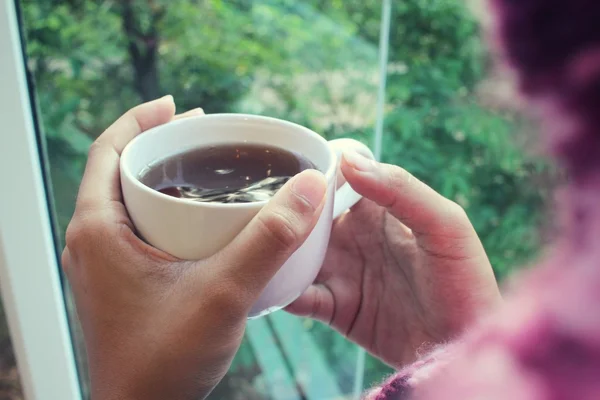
{"left": 343, "top": 151, "right": 376, "bottom": 172}
{"left": 160, "top": 94, "right": 174, "bottom": 103}
{"left": 291, "top": 170, "right": 327, "bottom": 210}
{"left": 190, "top": 107, "right": 205, "bottom": 115}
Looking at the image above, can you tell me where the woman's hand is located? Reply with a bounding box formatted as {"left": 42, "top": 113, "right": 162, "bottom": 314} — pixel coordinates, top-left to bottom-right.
{"left": 287, "top": 151, "right": 501, "bottom": 368}
{"left": 62, "top": 96, "right": 327, "bottom": 400}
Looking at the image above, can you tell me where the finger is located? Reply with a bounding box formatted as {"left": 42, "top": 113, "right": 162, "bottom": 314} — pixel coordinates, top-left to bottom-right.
{"left": 341, "top": 151, "right": 472, "bottom": 239}
{"left": 75, "top": 96, "right": 176, "bottom": 214}
{"left": 285, "top": 284, "right": 334, "bottom": 323}
{"left": 172, "top": 107, "right": 204, "bottom": 121}
{"left": 95, "top": 95, "right": 176, "bottom": 154}
{"left": 209, "top": 169, "right": 328, "bottom": 300}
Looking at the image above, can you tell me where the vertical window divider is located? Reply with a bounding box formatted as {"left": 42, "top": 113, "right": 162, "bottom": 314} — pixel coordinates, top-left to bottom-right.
{"left": 352, "top": 1, "right": 392, "bottom": 398}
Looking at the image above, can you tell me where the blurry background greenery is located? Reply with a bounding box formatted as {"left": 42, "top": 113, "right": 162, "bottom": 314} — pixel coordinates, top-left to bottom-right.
{"left": 2, "top": 0, "right": 550, "bottom": 398}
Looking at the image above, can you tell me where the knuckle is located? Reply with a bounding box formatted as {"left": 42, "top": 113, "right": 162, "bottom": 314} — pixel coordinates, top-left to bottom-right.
{"left": 310, "top": 290, "right": 324, "bottom": 319}
{"left": 441, "top": 200, "right": 472, "bottom": 234}
{"left": 60, "top": 248, "right": 72, "bottom": 274}
{"left": 289, "top": 189, "right": 318, "bottom": 216}
{"left": 381, "top": 166, "right": 412, "bottom": 210}
{"left": 386, "top": 165, "right": 413, "bottom": 189}
{"left": 256, "top": 209, "right": 300, "bottom": 250}
{"left": 73, "top": 198, "right": 97, "bottom": 216}
{"left": 86, "top": 140, "right": 104, "bottom": 160}
{"left": 445, "top": 200, "right": 468, "bottom": 222}
{"left": 64, "top": 215, "right": 108, "bottom": 253}
{"left": 64, "top": 221, "right": 84, "bottom": 252}
{"left": 118, "top": 223, "right": 178, "bottom": 264}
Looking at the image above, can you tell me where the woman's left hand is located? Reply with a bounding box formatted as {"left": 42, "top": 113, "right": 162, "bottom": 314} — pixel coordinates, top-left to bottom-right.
{"left": 287, "top": 152, "right": 502, "bottom": 368}
{"left": 62, "top": 96, "right": 328, "bottom": 400}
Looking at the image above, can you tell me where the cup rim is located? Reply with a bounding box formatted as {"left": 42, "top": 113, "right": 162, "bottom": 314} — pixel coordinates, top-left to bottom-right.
{"left": 120, "top": 113, "right": 337, "bottom": 210}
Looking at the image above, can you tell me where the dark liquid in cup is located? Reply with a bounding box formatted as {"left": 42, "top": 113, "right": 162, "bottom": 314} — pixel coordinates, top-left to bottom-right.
{"left": 138, "top": 143, "right": 316, "bottom": 203}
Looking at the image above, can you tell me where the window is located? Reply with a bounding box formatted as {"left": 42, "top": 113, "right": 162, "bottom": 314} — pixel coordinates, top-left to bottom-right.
{"left": 0, "top": 1, "right": 547, "bottom": 399}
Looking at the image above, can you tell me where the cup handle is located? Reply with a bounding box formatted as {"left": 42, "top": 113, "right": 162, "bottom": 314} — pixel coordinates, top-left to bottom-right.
{"left": 328, "top": 138, "right": 376, "bottom": 219}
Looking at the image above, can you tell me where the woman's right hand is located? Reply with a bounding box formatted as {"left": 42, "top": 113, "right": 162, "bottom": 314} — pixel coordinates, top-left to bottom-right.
{"left": 62, "top": 96, "right": 328, "bottom": 400}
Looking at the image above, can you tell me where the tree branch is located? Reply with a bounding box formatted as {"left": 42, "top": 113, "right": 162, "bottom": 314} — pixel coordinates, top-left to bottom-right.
{"left": 120, "top": 0, "right": 163, "bottom": 101}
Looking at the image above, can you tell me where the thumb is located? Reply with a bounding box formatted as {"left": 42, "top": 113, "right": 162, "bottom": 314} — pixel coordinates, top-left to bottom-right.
{"left": 211, "top": 169, "right": 327, "bottom": 301}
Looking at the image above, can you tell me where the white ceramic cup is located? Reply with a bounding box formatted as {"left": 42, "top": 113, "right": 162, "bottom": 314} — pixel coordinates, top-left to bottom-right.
{"left": 120, "top": 114, "right": 374, "bottom": 318}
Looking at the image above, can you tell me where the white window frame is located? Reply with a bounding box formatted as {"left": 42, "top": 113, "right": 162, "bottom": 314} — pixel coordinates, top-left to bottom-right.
{"left": 0, "top": 1, "right": 82, "bottom": 399}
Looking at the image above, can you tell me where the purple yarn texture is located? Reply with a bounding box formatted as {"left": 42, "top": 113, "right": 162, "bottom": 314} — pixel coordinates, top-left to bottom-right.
{"left": 370, "top": 1, "right": 600, "bottom": 399}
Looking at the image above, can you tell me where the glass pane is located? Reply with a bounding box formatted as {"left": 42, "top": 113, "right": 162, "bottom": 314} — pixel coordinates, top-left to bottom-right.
{"left": 17, "top": 0, "right": 550, "bottom": 398}
{"left": 19, "top": 0, "right": 385, "bottom": 398}
{"left": 382, "top": 0, "right": 548, "bottom": 285}
{"left": 0, "top": 298, "right": 23, "bottom": 400}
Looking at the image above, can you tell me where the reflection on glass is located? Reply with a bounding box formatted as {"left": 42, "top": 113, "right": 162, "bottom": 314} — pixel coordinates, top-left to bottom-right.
{"left": 17, "top": 0, "right": 547, "bottom": 398}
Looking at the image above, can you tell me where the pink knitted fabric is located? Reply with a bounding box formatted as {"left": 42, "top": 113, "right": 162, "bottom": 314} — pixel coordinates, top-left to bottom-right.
{"left": 366, "top": 0, "right": 600, "bottom": 399}
{"left": 364, "top": 346, "right": 454, "bottom": 400}
{"left": 368, "top": 259, "right": 600, "bottom": 399}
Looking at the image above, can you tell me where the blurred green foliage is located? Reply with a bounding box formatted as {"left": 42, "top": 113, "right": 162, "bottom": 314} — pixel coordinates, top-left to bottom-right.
{"left": 19, "top": 0, "right": 550, "bottom": 397}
